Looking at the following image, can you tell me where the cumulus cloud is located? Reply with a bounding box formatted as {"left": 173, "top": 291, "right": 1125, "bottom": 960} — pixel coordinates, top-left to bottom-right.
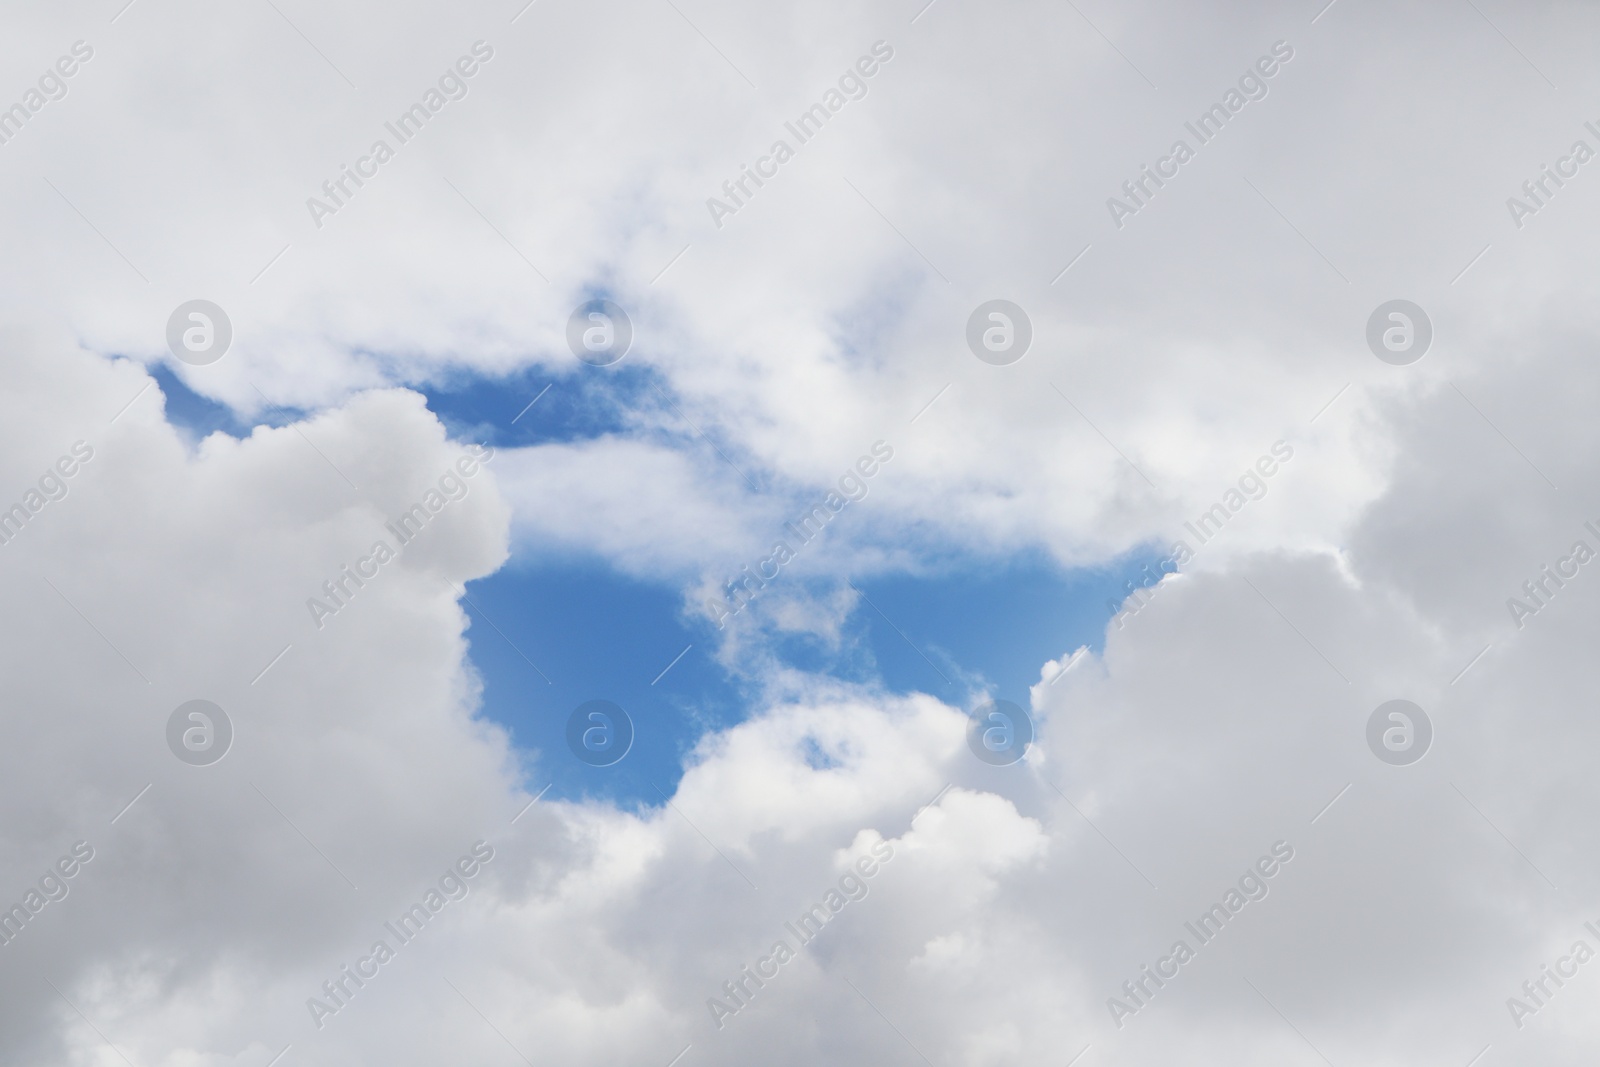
{"left": 6, "top": 0, "right": 1600, "bottom": 1062}
{"left": 5, "top": 321, "right": 1598, "bottom": 1063}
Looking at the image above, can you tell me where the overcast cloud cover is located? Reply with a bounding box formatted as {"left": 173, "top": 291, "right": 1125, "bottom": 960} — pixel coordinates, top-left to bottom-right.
{"left": 3, "top": 0, "right": 1600, "bottom": 1063}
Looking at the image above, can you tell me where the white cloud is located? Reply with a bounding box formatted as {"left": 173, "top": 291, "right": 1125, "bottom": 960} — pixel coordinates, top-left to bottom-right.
{"left": 6, "top": 0, "right": 1600, "bottom": 1061}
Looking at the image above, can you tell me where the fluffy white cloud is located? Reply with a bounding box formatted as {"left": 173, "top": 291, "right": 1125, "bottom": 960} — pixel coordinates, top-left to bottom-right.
{"left": 5, "top": 0, "right": 1600, "bottom": 1061}
{"left": 5, "top": 317, "right": 1600, "bottom": 1063}
{"left": 0, "top": 0, "right": 1473, "bottom": 586}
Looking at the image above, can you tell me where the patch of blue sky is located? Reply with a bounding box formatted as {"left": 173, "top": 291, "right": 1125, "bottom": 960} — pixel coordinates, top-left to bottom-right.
{"left": 456, "top": 559, "right": 741, "bottom": 809}
{"left": 147, "top": 362, "right": 301, "bottom": 440}
{"left": 151, "top": 350, "right": 664, "bottom": 452}
{"left": 421, "top": 362, "right": 667, "bottom": 450}
{"left": 462, "top": 544, "right": 1167, "bottom": 807}
{"left": 832, "top": 546, "right": 1169, "bottom": 701}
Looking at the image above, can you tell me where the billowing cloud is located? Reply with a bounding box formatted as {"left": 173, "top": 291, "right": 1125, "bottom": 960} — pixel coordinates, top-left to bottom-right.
{"left": 5, "top": 0, "right": 1600, "bottom": 1061}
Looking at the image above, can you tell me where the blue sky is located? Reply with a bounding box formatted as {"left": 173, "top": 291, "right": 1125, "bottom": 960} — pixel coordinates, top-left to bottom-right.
{"left": 450, "top": 548, "right": 1159, "bottom": 806}
{"left": 154, "top": 362, "right": 1160, "bottom": 806}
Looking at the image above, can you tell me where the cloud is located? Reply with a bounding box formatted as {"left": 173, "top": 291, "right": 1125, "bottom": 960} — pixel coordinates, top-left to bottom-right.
{"left": 6, "top": 0, "right": 1600, "bottom": 1061}
{"left": 8, "top": 313, "right": 1600, "bottom": 1061}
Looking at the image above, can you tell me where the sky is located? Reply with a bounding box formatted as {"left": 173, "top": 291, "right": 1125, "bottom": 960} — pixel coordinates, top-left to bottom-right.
{"left": 4, "top": 0, "right": 1600, "bottom": 1065}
